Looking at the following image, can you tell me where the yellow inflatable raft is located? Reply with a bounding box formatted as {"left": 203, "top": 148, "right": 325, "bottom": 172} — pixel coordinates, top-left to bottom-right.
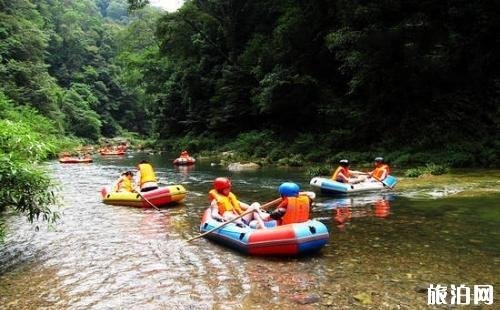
{"left": 101, "top": 185, "right": 187, "bottom": 208}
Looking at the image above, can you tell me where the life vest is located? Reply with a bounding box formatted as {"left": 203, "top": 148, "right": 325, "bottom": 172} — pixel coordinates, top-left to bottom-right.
{"left": 114, "top": 176, "right": 133, "bottom": 192}
{"left": 280, "top": 195, "right": 310, "bottom": 225}
{"left": 372, "top": 164, "right": 390, "bottom": 180}
{"left": 208, "top": 189, "right": 243, "bottom": 215}
{"left": 332, "top": 166, "right": 350, "bottom": 182}
{"left": 138, "top": 163, "right": 157, "bottom": 185}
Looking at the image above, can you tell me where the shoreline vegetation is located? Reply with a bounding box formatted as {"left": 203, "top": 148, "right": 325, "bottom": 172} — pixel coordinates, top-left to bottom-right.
{"left": 140, "top": 132, "right": 499, "bottom": 172}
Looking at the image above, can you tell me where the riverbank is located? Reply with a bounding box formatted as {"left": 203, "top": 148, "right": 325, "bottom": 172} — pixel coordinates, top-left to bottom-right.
{"left": 138, "top": 132, "right": 499, "bottom": 170}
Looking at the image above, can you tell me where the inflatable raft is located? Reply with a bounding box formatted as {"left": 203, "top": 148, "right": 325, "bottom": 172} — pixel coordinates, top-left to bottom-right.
{"left": 101, "top": 185, "right": 187, "bottom": 208}
{"left": 100, "top": 150, "right": 125, "bottom": 155}
{"left": 173, "top": 156, "right": 196, "bottom": 165}
{"left": 198, "top": 209, "right": 329, "bottom": 256}
{"left": 310, "top": 176, "right": 397, "bottom": 195}
{"left": 59, "top": 157, "right": 93, "bottom": 164}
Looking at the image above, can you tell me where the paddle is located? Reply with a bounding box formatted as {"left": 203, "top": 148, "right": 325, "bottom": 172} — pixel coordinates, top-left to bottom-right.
{"left": 372, "top": 175, "right": 397, "bottom": 189}
{"left": 186, "top": 197, "right": 283, "bottom": 242}
{"left": 136, "top": 191, "right": 160, "bottom": 211}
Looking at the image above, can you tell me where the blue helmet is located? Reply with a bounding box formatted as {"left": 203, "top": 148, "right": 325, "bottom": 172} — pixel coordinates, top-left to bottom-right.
{"left": 278, "top": 182, "right": 300, "bottom": 197}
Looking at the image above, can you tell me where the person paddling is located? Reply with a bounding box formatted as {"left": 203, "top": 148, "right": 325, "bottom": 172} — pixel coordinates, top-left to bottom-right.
{"left": 134, "top": 160, "right": 159, "bottom": 192}
{"left": 266, "top": 182, "right": 313, "bottom": 225}
{"left": 367, "top": 157, "right": 391, "bottom": 181}
{"left": 331, "top": 159, "right": 366, "bottom": 184}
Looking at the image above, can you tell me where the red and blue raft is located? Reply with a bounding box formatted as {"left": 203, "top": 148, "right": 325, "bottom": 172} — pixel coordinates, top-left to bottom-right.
{"left": 199, "top": 209, "right": 329, "bottom": 256}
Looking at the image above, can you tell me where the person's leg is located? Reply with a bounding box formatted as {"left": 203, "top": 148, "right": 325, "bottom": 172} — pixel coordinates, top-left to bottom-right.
{"left": 243, "top": 202, "right": 268, "bottom": 229}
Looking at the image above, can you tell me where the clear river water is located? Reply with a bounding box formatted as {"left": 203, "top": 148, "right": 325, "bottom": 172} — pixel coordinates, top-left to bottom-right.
{"left": 0, "top": 152, "right": 498, "bottom": 309}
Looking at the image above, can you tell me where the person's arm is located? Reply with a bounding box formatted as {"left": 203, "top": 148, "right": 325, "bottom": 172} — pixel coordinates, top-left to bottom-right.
{"left": 337, "top": 171, "right": 349, "bottom": 182}
{"left": 234, "top": 200, "right": 246, "bottom": 215}
{"left": 210, "top": 200, "right": 224, "bottom": 221}
{"left": 350, "top": 170, "right": 368, "bottom": 176}
{"left": 130, "top": 178, "right": 137, "bottom": 192}
{"left": 269, "top": 200, "right": 287, "bottom": 220}
{"left": 113, "top": 177, "right": 122, "bottom": 192}
{"left": 133, "top": 171, "right": 141, "bottom": 191}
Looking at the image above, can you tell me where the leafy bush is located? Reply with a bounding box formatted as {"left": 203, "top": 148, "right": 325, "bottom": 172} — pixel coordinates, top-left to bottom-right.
{"left": 277, "top": 154, "right": 305, "bottom": 167}
{"left": 0, "top": 93, "right": 66, "bottom": 240}
{"left": 426, "top": 163, "right": 449, "bottom": 175}
{"left": 404, "top": 163, "right": 449, "bottom": 177}
{"left": 0, "top": 154, "right": 59, "bottom": 223}
{"left": 156, "top": 134, "right": 219, "bottom": 153}
{"left": 306, "top": 165, "right": 333, "bottom": 177}
{"left": 404, "top": 167, "right": 425, "bottom": 178}
{"left": 228, "top": 130, "right": 276, "bottom": 156}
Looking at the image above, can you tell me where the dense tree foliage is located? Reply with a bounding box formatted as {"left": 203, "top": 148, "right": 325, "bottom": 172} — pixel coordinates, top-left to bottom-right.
{"left": 1, "top": 0, "right": 499, "bottom": 168}
{"left": 0, "top": 0, "right": 141, "bottom": 238}
{"left": 0, "top": 0, "right": 146, "bottom": 141}
{"left": 124, "top": 0, "right": 499, "bottom": 166}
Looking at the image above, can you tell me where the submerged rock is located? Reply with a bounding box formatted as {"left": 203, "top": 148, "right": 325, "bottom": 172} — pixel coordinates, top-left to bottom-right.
{"left": 353, "top": 292, "right": 372, "bottom": 304}
{"left": 227, "top": 162, "right": 260, "bottom": 171}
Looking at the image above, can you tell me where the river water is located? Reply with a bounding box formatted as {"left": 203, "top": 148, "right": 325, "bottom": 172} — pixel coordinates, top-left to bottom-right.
{"left": 0, "top": 152, "right": 498, "bottom": 309}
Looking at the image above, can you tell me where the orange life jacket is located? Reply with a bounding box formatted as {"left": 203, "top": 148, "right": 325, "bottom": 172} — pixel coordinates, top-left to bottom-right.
{"left": 208, "top": 189, "right": 243, "bottom": 215}
{"left": 371, "top": 164, "right": 390, "bottom": 180}
{"left": 332, "top": 166, "right": 350, "bottom": 181}
{"left": 280, "top": 196, "right": 310, "bottom": 225}
{"left": 138, "top": 163, "right": 157, "bottom": 185}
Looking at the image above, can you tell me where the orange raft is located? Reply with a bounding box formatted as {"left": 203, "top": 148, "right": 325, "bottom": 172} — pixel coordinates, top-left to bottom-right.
{"left": 59, "top": 157, "right": 93, "bottom": 164}
{"left": 100, "top": 150, "right": 125, "bottom": 155}
{"left": 100, "top": 185, "right": 187, "bottom": 208}
{"left": 173, "top": 156, "right": 196, "bottom": 165}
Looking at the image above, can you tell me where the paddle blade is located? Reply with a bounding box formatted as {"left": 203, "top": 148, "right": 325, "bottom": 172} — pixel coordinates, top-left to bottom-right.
{"left": 383, "top": 175, "right": 397, "bottom": 188}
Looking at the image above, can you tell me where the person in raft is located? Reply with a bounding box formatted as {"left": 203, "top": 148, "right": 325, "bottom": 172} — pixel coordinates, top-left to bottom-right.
{"left": 113, "top": 171, "right": 135, "bottom": 193}
{"left": 135, "top": 160, "right": 159, "bottom": 192}
{"left": 209, "top": 177, "right": 267, "bottom": 228}
{"left": 331, "top": 159, "right": 366, "bottom": 184}
{"left": 366, "top": 157, "right": 391, "bottom": 181}
{"left": 264, "top": 182, "right": 313, "bottom": 226}
{"left": 179, "top": 150, "right": 190, "bottom": 158}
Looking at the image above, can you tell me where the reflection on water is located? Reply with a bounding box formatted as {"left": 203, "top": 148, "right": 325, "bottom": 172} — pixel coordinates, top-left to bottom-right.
{"left": 314, "top": 194, "right": 394, "bottom": 230}
{"left": 0, "top": 153, "right": 498, "bottom": 309}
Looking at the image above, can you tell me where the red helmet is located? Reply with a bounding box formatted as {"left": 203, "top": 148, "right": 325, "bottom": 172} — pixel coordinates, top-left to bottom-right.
{"left": 213, "top": 177, "right": 231, "bottom": 191}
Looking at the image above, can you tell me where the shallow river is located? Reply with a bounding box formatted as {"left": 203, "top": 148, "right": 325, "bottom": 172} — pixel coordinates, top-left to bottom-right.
{"left": 1, "top": 153, "right": 499, "bottom": 309}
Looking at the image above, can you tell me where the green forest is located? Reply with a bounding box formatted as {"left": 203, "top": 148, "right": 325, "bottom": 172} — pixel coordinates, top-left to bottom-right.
{"left": 1, "top": 0, "right": 499, "bottom": 231}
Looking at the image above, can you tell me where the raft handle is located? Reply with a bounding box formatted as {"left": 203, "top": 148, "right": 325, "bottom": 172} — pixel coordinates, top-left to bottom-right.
{"left": 239, "top": 233, "right": 246, "bottom": 240}
{"left": 309, "top": 226, "right": 316, "bottom": 234}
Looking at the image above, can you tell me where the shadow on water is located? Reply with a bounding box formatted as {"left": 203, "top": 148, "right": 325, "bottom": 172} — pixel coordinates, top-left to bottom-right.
{"left": 0, "top": 152, "right": 498, "bottom": 308}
